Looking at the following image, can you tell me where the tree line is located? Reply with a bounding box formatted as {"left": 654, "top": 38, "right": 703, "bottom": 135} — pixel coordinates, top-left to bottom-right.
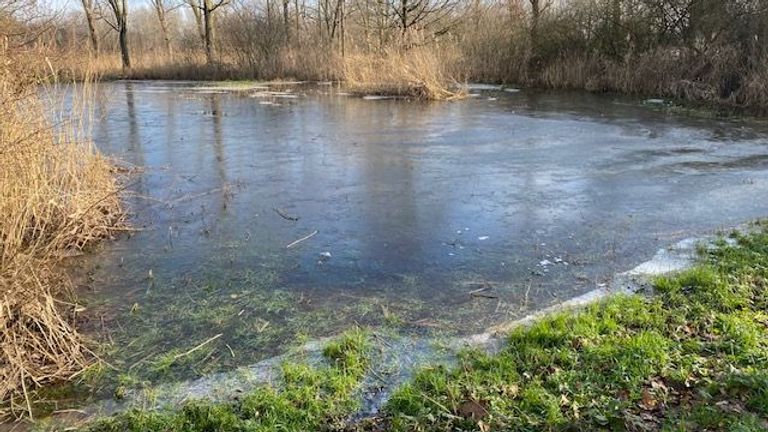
{"left": 5, "top": 0, "right": 768, "bottom": 109}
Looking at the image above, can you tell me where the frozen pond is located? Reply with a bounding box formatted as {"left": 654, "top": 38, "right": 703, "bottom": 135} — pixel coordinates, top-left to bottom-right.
{"left": 66, "top": 81, "right": 768, "bottom": 403}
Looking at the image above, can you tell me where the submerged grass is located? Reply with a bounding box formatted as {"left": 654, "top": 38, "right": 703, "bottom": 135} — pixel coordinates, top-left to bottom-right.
{"left": 65, "top": 267, "right": 459, "bottom": 412}
{"left": 81, "top": 329, "right": 370, "bottom": 432}
{"left": 72, "top": 223, "right": 768, "bottom": 431}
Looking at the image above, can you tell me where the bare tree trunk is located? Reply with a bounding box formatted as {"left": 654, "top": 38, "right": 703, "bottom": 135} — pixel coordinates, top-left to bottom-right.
{"left": 340, "top": 0, "right": 345, "bottom": 57}
{"left": 400, "top": 0, "right": 407, "bottom": 35}
{"left": 317, "top": 1, "right": 324, "bottom": 39}
{"left": 80, "top": 0, "right": 99, "bottom": 57}
{"left": 611, "top": 0, "right": 622, "bottom": 56}
{"left": 203, "top": 0, "right": 216, "bottom": 63}
{"left": 527, "top": 0, "right": 540, "bottom": 75}
{"left": 161, "top": 19, "right": 172, "bottom": 57}
{"left": 358, "top": 0, "right": 370, "bottom": 49}
{"left": 282, "top": 0, "right": 290, "bottom": 41}
{"left": 529, "top": 0, "right": 539, "bottom": 45}
{"left": 322, "top": 0, "right": 329, "bottom": 37}
{"left": 378, "top": 0, "right": 386, "bottom": 49}
{"left": 152, "top": 1, "right": 173, "bottom": 57}
{"left": 106, "top": 0, "right": 131, "bottom": 70}
{"left": 189, "top": 0, "right": 206, "bottom": 45}
{"left": 294, "top": 0, "right": 300, "bottom": 40}
{"left": 187, "top": 0, "right": 225, "bottom": 64}
{"left": 330, "top": 0, "right": 341, "bottom": 38}
{"left": 119, "top": 22, "right": 131, "bottom": 69}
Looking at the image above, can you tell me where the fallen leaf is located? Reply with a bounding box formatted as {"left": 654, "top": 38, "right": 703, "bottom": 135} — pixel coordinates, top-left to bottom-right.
{"left": 639, "top": 388, "right": 658, "bottom": 411}
{"left": 457, "top": 399, "right": 489, "bottom": 420}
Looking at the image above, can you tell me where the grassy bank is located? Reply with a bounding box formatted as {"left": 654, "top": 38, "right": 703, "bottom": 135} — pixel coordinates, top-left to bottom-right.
{"left": 83, "top": 329, "right": 370, "bottom": 432}
{"left": 0, "top": 50, "right": 124, "bottom": 419}
{"left": 383, "top": 226, "right": 768, "bottom": 431}
{"left": 63, "top": 223, "right": 768, "bottom": 431}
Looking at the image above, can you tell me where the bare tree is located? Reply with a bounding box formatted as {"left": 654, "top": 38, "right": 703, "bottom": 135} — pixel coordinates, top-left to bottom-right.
{"left": 282, "top": 0, "right": 290, "bottom": 40}
{"left": 527, "top": 0, "right": 551, "bottom": 72}
{"left": 149, "top": 0, "right": 181, "bottom": 57}
{"left": 389, "top": 0, "right": 457, "bottom": 36}
{"left": 529, "top": 0, "right": 539, "bottom": 44}
{"left": 186, "top": 0, "right": 206, "bottom": 44}
{"left": 354, "top": 0, "right": 393, "bottom": 49}
{"left": 103, "top": 0, "right": 131, "bottom": 70}
{"left": 0, "top": 0, "right": 53, "bottom": 46}
{"left": 294, "top": 0, "right": 301, "bottom": 37}
{"left": 339, "top": 0, "right": 345, "bottom": 55}
{"left": 79, "top": 0, "right": 99, "bottom": 56}
{"left": 188, "top": 0, "right": 228, "bottom": 63}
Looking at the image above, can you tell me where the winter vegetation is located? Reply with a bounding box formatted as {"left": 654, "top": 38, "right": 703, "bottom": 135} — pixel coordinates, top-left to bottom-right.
{"left": 67, "top": 225, "right": 768, "bottom": 431}
{"left": 4, "top": 0, "right": 767, "bottom": 106}
{"left": 0, "top": 48, "right": 125, "bottom": 419}
{"left": 3, "top": 0, "right": 768, "bottom": 428}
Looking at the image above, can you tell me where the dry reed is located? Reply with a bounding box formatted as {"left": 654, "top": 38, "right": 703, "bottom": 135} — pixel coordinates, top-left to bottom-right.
{"left": 343, "top": 47, "right": 467, "bottom": 100}
{"left": 49, "top": 46, "right": 341, "bottom": 83}
{"left": 0, "top": 49, "right": 124, "bottom": 420}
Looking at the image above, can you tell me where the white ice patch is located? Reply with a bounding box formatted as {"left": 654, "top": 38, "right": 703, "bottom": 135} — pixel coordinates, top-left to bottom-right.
{"left": 464, "top": 83, "right": 502, "bottom": 91}
{"left": 193, "top": 85, "right": 271, "bottom": 92}
{"left": 362, "top": 95, "right": 398, "bottom": 100}
{"left": 250, "top": 91, "right": 299, "bottom": 99}
{"left": 627, "top": 237, "right": 698, "bottom": 275}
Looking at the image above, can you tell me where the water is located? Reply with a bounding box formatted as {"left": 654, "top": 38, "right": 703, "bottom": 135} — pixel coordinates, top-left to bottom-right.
{"left": 75, "top": 232, "right": 704, "bottom": 420}
{"left": 68, "top": 81, "right": 768, "bottom": 402}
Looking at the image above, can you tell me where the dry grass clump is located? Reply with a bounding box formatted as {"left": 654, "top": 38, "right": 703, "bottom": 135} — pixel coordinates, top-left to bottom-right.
{"left": 343, "top": 47, "right": 466, "bottom": 100}
{"left": 0, "top": 49, "right": 124, "bottom": 419}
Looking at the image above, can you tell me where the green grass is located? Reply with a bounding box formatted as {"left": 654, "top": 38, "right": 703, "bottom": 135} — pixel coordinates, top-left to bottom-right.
{"left": 74, "top": 223, "right": 768, "bottom": 431}
{"left": 82, "top": 329, "right": 370, "bottom": 432}
{"left": 383, "top": 224, "right": 768, "bottom": 431}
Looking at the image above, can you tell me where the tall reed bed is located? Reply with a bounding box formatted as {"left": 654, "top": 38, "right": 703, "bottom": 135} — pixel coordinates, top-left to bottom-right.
{"left": 343, "top": 47, "right": 467, "bottom": 100}
{"left": 0, "top": 50, "right": 124, "bottom": 419}
{"left": 49, "top": 45, "right": 465, "bottom": 101}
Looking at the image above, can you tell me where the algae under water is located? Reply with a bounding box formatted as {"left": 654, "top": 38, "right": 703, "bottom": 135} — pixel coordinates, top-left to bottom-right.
{"left": 58, "top": 82, "right": 768, "bottom": 410}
